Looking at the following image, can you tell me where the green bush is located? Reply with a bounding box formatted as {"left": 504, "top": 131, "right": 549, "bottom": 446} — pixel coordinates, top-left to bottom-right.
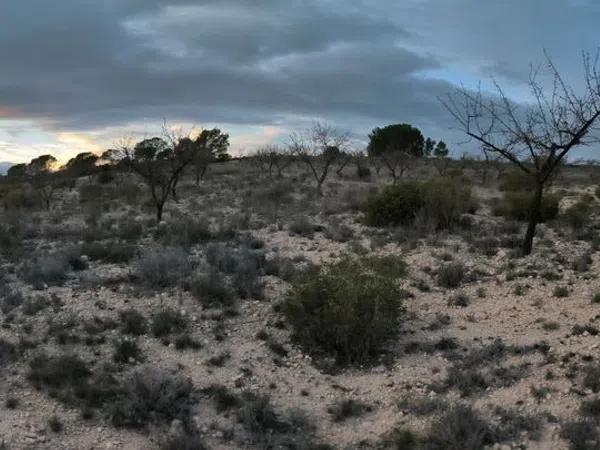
{"left": 365, "top": 181, "right": 422, "bottom": 227}
{"left": 493, "top": 191, "right": 559, "bottom": 222}
{"left": 283, "top": 256, "right": 404, "bottom": 364}
{"left": 365, "top": 177, "right": 474, "bottom": 229}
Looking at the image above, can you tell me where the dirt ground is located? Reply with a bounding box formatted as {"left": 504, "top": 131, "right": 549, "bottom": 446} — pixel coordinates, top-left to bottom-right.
{"left": 1, "top": 160, "right": 600, "bottom": 449}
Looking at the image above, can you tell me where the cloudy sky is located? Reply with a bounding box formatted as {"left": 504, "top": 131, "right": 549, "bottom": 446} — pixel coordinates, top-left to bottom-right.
{"left": 1, "top": 0, "right": 599, "bottom": 163}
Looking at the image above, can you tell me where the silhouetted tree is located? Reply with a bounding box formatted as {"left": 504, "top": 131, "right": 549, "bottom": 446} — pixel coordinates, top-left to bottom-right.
{"left": 6, "top": 164, "right": 27, "bottom": 179}
{"left": 65, "top": 152, "right": 99, "bottom": 187}
{"left": 442, "top": 52, "right": 600, "bottom": 255}
{"left": 191, "top": 128, "right": 230, "bottom": 184}
{"left": 7, "top": 155, "right": 58, "bottom": 210}
{"left": 127, "top": 136, "right": 194, "bottom": 222}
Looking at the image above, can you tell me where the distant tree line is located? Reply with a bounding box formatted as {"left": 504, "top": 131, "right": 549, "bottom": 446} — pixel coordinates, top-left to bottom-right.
{"left": 3, "top": 127, "right": 230, "bottom": 222}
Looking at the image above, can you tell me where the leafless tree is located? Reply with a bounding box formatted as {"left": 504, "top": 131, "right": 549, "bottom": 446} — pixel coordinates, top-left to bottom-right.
{"left": 441, "top": 52, "right": 600, "bottom": 255}
{"left": 379, "top": 147, "right": 416, "bottom": 183}
{"left": 252, "top": 145, "right": 294, "bottom": 178}
{"left": 289, "top": 122, "right": 350, "bottom": 195}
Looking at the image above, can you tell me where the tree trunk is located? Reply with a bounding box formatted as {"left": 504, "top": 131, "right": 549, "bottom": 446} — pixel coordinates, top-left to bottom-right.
{"left": 171, "top": 178, "right": 179, "bottom": 202}
{"left": 156, "top": 202, "right": 164, "bottom": 223}
{"left": 521, "top": 181, "right": 544, "bottom": 256}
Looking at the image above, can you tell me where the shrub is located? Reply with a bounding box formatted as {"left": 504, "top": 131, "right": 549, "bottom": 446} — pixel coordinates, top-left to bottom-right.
{"left": 203, "top": 384, "right": 241, "bottom": 413}
{"left": 117, "top": 219, "right": 144, "bottom": 241}
{"left": 327, "top": 399, "right": 371, "bottom": 422}
{"left": 134, "top": 246, "right": 191, "bottom": 290}
{"left": 563, "top": 201, "right": 592, "bottom": 230}
{"left": 112, "top": 338, "right": 144, "bottom": 364}
{"left": 109, "top": 367, "right": 194, "bottom": 429}
{"left": 561, "top": 420, "right": 600, "bottom": 450}
{"left": 173, "top": 333, "right": 201, "bottom": 351}
{"left": 22, "top": 295, "right": 48, "bottom": 316}
{"left": 48, "top": 415, "right": 63, "bottom": 433}
{"left": 493, "top": 191, "right": 559, "bottom": 222}
{"left": 0, "top": 339, "right": 16, "bottom": 367}
{"left": 79, "top": 184, "right": 104, "bottom": 204}
{"left": 5, "top": 397, "right": 19, "bottom": 409}
{"left": 283, "top": 256, "right": 404, "bottom": 364}
{"left": 288, "top": 216, "right": 321, "bottom": 238}
{"left": 237, "top": 392, "right": 289, "bottom": 436}
{"left": 553, "top": 286, "right": 569, "bottom": 298}
{"left": 205, "top": 244, "right": 265, "bottom": 299}
{"left": 231, "top": 252, "right": 265, "bottom": 300}
{"left": 0, "top": 290, "right": 23, "bottom": 314}
{"left": 365, "top": 181, "right": 422, "bottom": 226}
{"left": 365, "top": 177, "right": 474, "bottom": 230}
{"left": 427, "top": 404, "right": 493, "bottom": 450}
{"left": 189, "top": 270, "right": 234, "bottom": 306}
{"left": 158, "top": 216, "right": 211, "bottom": 248}
{"left": 160, "top": 426, "right": 206, "bottom": 450}
{"left": 81, "top": 241, "right": 137, "bottom": 264}
{"left": 28, "top": 354, "right": 91, "bottom": 390}
{"left": 151, "top": 309, "right": 188, "bottom": 337}
{"left": 363, "top": 254, "right": 407, "bottom": 279}
{"left": 23, "top": 253, "right": 71, "bottom": 288}
{"left": 119, "top": 309, "right": 147, "bottom": 335}
{"left": 581, "top": 398, "right": 600, "bottom": 418}
{"left": 437, "top": 262, "right": 465, "bottom": 289}
{"left": 448, "top": 292, "right": 470, "bottom": 307}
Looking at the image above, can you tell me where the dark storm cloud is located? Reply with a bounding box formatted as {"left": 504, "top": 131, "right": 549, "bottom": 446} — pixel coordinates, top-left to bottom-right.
{"left": 1, "top": 0, "right": 599, "bottom": 147}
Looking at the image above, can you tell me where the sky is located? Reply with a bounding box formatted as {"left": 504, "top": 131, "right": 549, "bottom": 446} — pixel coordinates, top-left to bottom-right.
{"left": 1, "top": 0, "right": 600, "bottom": 163}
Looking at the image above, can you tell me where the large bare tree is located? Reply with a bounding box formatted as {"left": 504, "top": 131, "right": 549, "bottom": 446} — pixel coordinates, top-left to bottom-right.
{"left": 289, "top": 123, "right": 350, "bottom": 195}
{"left": 441, "top": 53, "right": 600, "bottom": 255}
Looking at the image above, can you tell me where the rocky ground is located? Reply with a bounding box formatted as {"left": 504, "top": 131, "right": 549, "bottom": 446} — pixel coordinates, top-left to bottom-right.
{"left": 0, "top": 160, "right": 599, "bottom": 449}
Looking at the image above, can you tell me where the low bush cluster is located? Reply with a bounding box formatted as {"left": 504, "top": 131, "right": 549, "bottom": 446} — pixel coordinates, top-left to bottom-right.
{"left": 283, "top": 255, "right": 405, "bottom": 365}
{"left": 365, "top": 177, "right": 475, "bottom": 229}
{"left": 133, "top": 246, "right": 191, "bottom": 290}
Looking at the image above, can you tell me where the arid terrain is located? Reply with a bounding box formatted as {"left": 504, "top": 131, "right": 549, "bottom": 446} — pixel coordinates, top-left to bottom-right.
{"left": 1, "top": 158, "right": 600, "bottom": 450}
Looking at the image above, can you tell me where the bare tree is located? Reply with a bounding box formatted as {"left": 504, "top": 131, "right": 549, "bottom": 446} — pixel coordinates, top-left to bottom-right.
{"left": 252, "top": 145, "right": 294, "bottom": 178}
{"left": 379, "top": 147, "right": 416, "bottom": 183}
{"left": 289, "top": 123, "right": 350, "bottom": 195}
{"left": 441, "top": 52, "right": 600, "bottom": 255}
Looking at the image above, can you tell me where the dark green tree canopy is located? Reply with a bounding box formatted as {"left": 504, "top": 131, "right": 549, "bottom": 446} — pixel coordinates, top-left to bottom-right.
{"left": 134, "top": 137, "right": 170, "bottom": 161}
{"left": 367, "top": 124, "right": 425, "bottom": 158}
{"left": 65, "top": 152, "right": 99, "bottom": 177}
{"left": 28, "top": 154, "right": 57, "bottom": 175}
{"left": 6, "top": 163, "right": 27, "bottom": 179}
{"left": 433, "top": 141, "right": 449, "bottom": 158}
{"left": 194, "top": 128, "right": 230, "bottom": 161}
